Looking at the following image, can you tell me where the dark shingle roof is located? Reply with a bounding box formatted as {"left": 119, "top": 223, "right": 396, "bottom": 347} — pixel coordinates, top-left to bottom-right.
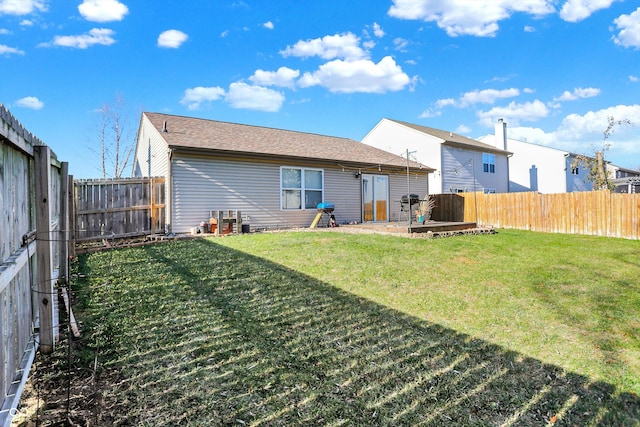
{"left": 388, "top": 119, "right": 512, "bottom": 155}
{"left": 145, "top": 112, "right": 432, "bottom": 170}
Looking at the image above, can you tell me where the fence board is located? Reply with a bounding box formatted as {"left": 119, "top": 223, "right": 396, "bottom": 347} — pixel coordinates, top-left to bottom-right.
{"left": 74, "top": 177, "right": 165, "bottom": 242}
{"left": 1, "top": 104, "right": 66, "bottom": 424}
{"left": 456, "top": 191, "right": 640, "bottom": 240}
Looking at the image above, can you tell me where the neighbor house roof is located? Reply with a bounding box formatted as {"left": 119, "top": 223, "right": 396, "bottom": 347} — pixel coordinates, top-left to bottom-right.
{"left": 388, "top": 119, "right": 512, "bottom": 155}
{"left": 144, "top": 112, "right": 433, "bottom": 172}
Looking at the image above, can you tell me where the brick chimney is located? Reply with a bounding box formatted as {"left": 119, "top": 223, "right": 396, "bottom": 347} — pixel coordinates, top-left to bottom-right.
{"left": 495, "top": 118, "right": 507, "bottom": 151}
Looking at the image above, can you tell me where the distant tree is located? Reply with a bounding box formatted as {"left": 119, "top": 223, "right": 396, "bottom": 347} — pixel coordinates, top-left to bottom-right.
{"left": 573, "top": 116, "right": 633, "bottom": 191}
{"left": 91, "top": 93, "right": 137, "bottom": 179}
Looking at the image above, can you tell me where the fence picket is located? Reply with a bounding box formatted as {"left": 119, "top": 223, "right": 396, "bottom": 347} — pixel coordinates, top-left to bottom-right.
{"left": 448, "top": 191, "right": 640, "bottom": 240}
{"left": 74, "top": 177, "right": 165, "bottom": 242}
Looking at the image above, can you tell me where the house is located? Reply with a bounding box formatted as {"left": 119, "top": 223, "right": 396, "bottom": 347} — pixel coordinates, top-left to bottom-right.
{"left": 480, "top": 120, "right": 640, "bottom": 194}
{"left": 132, "top": 112, "right": 433, "bottom": 233}
{"left": 609, "top": 165, "right": 640, "bottom": 193}
{"left": 362, "top": 118, "right": 511, "bottom": 194}
{"left": 479, "top": 120, "right": 592, "bottom": 193}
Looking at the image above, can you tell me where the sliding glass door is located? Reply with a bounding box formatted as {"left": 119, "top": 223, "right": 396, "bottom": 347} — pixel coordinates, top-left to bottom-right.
{"left": 362, "top": 174, "right": 388, "bottom": 222}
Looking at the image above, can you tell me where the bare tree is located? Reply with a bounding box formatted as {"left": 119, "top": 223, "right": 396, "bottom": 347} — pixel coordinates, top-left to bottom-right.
{"left": 92, "top": 93, "right": 137, "bottom": 178}
{"left": 573, "top": 116, "right": 633, "bottom": 191}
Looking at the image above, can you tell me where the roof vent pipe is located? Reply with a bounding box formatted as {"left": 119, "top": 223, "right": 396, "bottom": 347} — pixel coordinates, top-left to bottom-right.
{"left": 162, "top": 121, "right": 168, "bottom": 132}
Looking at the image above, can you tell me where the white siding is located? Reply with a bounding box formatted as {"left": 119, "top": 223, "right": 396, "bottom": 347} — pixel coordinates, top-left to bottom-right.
{"left": 479, "top": 135, "right": 594, "bottom": 194}
{"left": 132, "top": 115, "right": 169, "bottom": 178}
{"left": 362, "top": 119, "right": 442, "bottom": 193}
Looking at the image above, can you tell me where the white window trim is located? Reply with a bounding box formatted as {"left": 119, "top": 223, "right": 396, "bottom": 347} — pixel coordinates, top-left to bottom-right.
{"left": 482, "top": 153, "right": 496, "bottom": 174}
{"left": 280, "top": 166, "right": 325, "bottom": 210}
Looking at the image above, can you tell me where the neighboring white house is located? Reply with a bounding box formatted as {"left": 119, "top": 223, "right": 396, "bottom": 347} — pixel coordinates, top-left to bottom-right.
{"left": 362, "top": 118, "right": 511, "bottom": 194}
{"left": 480, "top": 119, "right": 640, "bottom": 194}
{"left": 132, "top": 112, "right": 432, "bottom": 232}
{"left": 479, "top": 120, "right": 592, "bottom": 193}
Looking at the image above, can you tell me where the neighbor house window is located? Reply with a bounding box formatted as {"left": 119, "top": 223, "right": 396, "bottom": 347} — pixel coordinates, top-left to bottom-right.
{"left": 482, "top": 153, "right": 495, "bottom": 173}
{"left": 571, "top": 166, "right": 579, "bottom": 175}
{"left": 484, "top": 188, "right": 496, "bottom": 194}
{"left": 281, "top": 167, "right": 323, "bottom": 210}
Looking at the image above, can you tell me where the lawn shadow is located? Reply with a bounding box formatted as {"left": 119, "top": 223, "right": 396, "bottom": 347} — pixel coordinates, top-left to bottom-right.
{"left": 83, "top": 239, "right": 639, "bottom": 426}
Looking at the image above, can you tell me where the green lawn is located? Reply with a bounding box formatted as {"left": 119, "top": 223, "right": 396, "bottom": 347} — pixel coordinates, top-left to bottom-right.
{"left": 47, "top": 229, "right": 640, "bottom": 425}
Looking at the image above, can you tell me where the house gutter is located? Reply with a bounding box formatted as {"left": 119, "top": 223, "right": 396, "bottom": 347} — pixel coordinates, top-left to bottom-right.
{"left": 169, "top": 146, "right": 433, "bottom": 174}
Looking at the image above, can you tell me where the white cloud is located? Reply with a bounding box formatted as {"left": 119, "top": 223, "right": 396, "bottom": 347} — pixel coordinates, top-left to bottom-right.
{"left": 455, "top": 124, "right": 471, "bottom": 134}
{"left": 221, "top": 30, "right": 230, "bottom": 38}
{"left": 387, "top": 0, "right": 555, "bottom": 37}
{"left": 630, "top": 75, "right": 639, "bottom": 82}
{"left": 15, "top": 96, "right": 43, "bottom": 109}
{"left": 419, "top": 108, "right": 442, "bottom": 118}
{"left": 372, "top": 22, "right": 385, "bottom": 37}
{"left": 393, "top": 37, "right": 409, "bottom": 51}
{"left": 509, "top": 104, "right": 640, "bottom": 158}
{"left": 555, "top": 104, "right": 639, "bottom": 141}
{"left": 554, "top": 87, "right": 601, "bottom": 101}
{"left": 435, "top": 98, "right": 456, "bottom": 108}
{"left": 298, "top": 56, "right": 412, "bottom": 94}
{"left": 180, "top": 86, "right": 226, "bottom": 110}
{"left": 0, "top": 43, "right": 24, "bottom": 55}
{"left": 20, "top": 19, "right": 33, "bottom": 26}
{"left": 477, "top": 99, "right": 549, "bottom": 126}
{"left": 157, "top": 29, "right": 188, "bottom": 48}
{"left": 42, "top": 28, "right": 115, "bottom": 49}
{"left": 78, "top": 0, "right": 128, "bottom": 23}
{"left": 249, "top": 67, "right": 300, "bottom": 88}
{"left": 0, "top": 0, "right": 46, "bottom": 15}
{"left": 263, "top": 21, "right": 274, "bottom": 30}
{"left": 459, "top": 88, "right": 520, "bottom": 106}
{"left": 524, "top": 25, "right": 536, "bottom": 32}
{"left": 612, "top": 7, "right": 640, "bottom": 49}
{"left": 280, "top": 32, "right": 368, "bottom": 61}
{"left": 559, "top": 0, "right": 618, "bottom": 23}
{"left": 0, "top": 28, "right": 10, "bottom": 34}
{"left": 225, "top": 82, "right": 284, "bottom": 112}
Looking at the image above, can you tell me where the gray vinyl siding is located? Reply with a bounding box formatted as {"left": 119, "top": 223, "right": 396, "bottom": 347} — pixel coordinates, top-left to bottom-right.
{"left": 442, "top": 146, "right": 508, "bottom": 193}
{"left": 170, "top": 155, "right": 370, "bottom": 232}
{"left": 388, "top": 173, "right": 428, "bottom": 222}
{"left": 324, "top": 168, "right": 363, "bottom": 224}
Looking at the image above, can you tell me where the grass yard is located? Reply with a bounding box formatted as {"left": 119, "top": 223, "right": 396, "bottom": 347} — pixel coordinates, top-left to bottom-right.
{"left": 24, "top": 229, "right": 639, "bottom": 425}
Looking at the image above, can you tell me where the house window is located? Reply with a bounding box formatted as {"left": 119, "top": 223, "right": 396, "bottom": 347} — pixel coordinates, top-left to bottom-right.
{"left": 281, "top": 167, "right": 323, "bottom": 210}
{"left": 449, "top": 188, "right": 466, "bottom": 193}
{"left": 571, "top": 166, "right": 579, "bottom": 175}
{"left": 482, "top": 153, "right": 495, "bottom": 173}
{"left": 484, "top": 188, "right": 496, "bottom": 194}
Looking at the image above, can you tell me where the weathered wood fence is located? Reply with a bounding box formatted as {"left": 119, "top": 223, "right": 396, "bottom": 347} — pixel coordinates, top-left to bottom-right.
{"left": 434, "top": 191, "right": 640, "bottom": 240}
{"left": 74, "top": 177, "right": 165, "bottom": 242}
{"left": 0, "top": 105, "right": 70, "bottom": 425}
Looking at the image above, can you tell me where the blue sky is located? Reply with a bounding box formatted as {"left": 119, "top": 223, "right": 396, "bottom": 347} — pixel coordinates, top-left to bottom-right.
{"left": 2, "top": 0, "right": 639, "bottom": 178}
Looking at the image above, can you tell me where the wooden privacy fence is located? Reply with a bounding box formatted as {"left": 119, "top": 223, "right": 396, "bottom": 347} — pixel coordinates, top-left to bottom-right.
{"left": 74, "top": 177, "right": 165, "bottom": 242}
{"left": 0, "top": 105, "right": 69, "bottom": 425}
{"left": 454, "top": 191, "right": 640, "bottom": 240}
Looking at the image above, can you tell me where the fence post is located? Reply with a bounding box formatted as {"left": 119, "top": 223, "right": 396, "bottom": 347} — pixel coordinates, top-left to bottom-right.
{"left": 59, "top": 162, "right": 69, "bottom": 284}
{"left": 33, "top": 145, "right": 55, "bottom": 354}
{"left": 68, "top": 175, "right": 76, "bottom": 258}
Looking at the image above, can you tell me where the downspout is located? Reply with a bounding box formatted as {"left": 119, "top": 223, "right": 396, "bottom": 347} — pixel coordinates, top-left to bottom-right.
{"left": 166, "top": 148, "right": 173, "bottom": 234}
